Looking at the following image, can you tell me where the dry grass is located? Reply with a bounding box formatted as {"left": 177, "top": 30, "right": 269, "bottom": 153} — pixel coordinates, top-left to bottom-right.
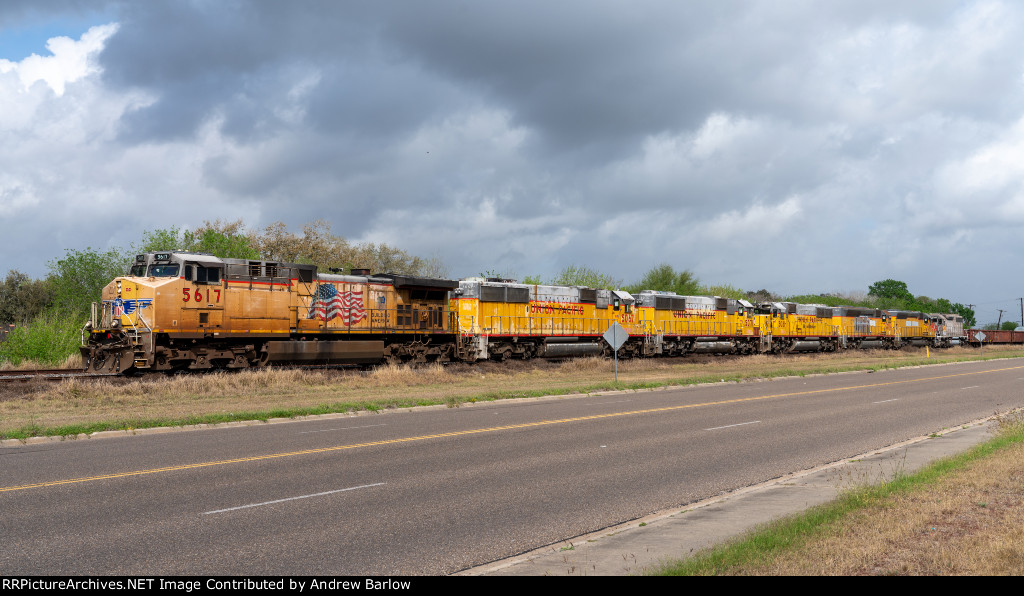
{"left": 704, "top": 412, "right": 1024, "bottom": 575}
{"left": 1, "top": 345, "right": 1022, "bottom": 439}
{"left": 0, "top": 352, "right": 83, "bottom": 371}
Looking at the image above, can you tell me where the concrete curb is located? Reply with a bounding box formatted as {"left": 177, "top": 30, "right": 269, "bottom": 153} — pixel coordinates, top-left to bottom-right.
{"left": 461, "top": 412, "right": 1011, "bottom": 576}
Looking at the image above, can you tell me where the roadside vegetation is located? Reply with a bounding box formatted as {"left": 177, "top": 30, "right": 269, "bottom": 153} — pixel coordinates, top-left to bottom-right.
{"left": 2, "top": 345, "right": 1021, "bottom": 442}
{"left": 653, "top": 409, "right": 1024, "bottom": 575}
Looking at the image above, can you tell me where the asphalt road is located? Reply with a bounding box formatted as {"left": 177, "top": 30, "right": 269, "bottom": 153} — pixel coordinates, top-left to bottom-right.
{"left": 2, "top": 358, "right": 1022, "bottom": 575}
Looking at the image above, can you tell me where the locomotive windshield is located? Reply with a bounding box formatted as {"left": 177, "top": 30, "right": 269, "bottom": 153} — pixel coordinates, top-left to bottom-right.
{"left": 129, "top": 265, "right": 146, "bottom": 277}
{"left": 148, "top": 264, "right": 180, "bottom": 277}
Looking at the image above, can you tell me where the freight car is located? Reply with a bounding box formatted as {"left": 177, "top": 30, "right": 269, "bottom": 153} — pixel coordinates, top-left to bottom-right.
{"left": 965, "top": 328, "right": 1024, "bottom": 345}
{"left": 81, "top": 251, "right": 970, "bottom": 374}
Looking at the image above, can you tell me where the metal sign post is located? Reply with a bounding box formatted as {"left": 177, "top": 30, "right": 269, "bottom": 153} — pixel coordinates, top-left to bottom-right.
{"left": 603, "top": 322, "right": 628, "bottom": 382}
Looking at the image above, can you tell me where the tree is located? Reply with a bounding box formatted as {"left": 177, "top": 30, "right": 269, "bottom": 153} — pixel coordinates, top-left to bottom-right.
{"left": 188, "top": 220, "right": 260, "bottom": 259}
{"left": 348, "top": 242, "right": 429, "bottom": 275}
{"left": 745, "top": 289, "right": 776, "bottom": 303}
{"left": 47, "top": 247, "right": 129, "bottom": 317}
{"left": 0, "top": 270, "right": 55, "bottom": 324}
{"left": 135, "top": 227, "right": 183, "bottom": 254}
{"left": 251, "top": 220, "right": 440, "bottom": 275}
{"left": 417, "top": 256, "right": 450, "bottom": 279}
{"left": 701, "top": 284, "right": 747, "bottom": 300}
{"left": 626, "top": 264, "right": 701, "bottom": 296}
{"left": 136, "top": 220, "right": 259, "bottom": 260}
{"left": 868, "top": 279, "right": 914, "bottom": 304}
{"left": 252, "top": 220, "right": 347, "bottom": 267}
{"left": 550, "top": 264, "right": 621, "bottom": 289}
{"left": 950, "top": 303, "right": 976, "bottom": 328}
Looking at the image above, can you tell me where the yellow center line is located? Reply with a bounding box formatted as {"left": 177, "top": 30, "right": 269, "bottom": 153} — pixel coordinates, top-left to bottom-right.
{"left": 3, "top": 364, "right": 1022, "bottom": 493}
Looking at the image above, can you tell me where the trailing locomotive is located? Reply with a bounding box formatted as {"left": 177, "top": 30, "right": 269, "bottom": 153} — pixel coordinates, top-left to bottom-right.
{"left": 81, "top": 251, "right": 968, "bottom": 374}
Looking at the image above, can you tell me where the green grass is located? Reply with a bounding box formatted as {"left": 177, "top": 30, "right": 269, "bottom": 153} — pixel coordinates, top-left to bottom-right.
{"left": 0, "top": 311, "right": 83, "bottom": 367}
{"left": 652, "top": 413, "right": 1024, "bottom": 576}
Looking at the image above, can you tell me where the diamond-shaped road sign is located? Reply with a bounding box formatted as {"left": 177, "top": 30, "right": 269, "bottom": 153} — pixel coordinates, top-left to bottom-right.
{"left": 602, "top": 322, "right": 628, "bottom": 352}
{"left": 975, "top": 331, "right": 987, "bottom": 342}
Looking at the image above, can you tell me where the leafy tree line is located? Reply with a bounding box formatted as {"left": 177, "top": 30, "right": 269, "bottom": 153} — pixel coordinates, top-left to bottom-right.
{"left": 865, "top": 279, "right": 976, "bottom": 328}
{"left": 983, "top": 321, "right": 1021, "bottom": 331}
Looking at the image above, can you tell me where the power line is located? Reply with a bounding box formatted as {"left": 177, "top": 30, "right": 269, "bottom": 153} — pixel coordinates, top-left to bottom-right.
{"left": 972, "top": 298, "right": 1023, "bottom": 307}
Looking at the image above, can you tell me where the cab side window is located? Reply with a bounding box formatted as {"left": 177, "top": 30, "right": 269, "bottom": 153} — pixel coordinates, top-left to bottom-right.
{"left": 195, "top": 266, "right": 222, "bottom": 283}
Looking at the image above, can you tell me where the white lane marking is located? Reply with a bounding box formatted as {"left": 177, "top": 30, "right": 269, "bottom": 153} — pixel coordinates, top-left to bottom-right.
{"left": 705, "top": 421, "right": 760, "bottom": 431}
{"left": 873, "top": 399, "right": 899, "bottom": 404}
{"left": 202, "top": 483, "right": 385, "bottom": 515}
{"left": 962, "top": 386, "right": 980, "bottom": 390}
{"left": 299, "top": 424, "right": 387, "bottom": 434}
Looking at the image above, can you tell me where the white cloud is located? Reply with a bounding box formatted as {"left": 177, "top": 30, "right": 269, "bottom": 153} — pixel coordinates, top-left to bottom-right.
{"left": 691, "top": 112, "right": 760, "bottom": 159}
{"left": 702, "top": 195, "right": 803, "bottom": 242}
{"left": 4, "top": 23, "right": 117, "bottom": 97}
{"left": 933, "top": 116, "right": 1024, "bottom": 224}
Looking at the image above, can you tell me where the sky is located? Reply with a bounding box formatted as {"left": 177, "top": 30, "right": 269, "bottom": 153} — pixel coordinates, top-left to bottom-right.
{"left": 1, "top": 1, "right": 1022, "bottom": 326}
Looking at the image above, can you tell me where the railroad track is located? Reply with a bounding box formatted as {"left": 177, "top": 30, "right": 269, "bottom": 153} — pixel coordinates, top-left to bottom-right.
{"left": 0, "top": 369, "right": 117, "bottom": 382}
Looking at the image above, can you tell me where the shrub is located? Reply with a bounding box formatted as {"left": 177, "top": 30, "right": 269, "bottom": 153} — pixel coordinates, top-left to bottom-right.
{"left": 0, "top": 310, "right": 85, "bottom": 367}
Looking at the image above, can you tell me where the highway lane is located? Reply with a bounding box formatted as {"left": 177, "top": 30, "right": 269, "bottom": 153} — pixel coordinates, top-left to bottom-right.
{"left": 1, "top": 358, "right": 1022, "bottom": 575}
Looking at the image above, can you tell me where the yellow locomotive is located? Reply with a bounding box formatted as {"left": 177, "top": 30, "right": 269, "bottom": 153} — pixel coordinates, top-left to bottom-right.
{"left": 82, "top": 251, "right": 458, "bottom": 373}
{"left": 452, "top": 279, "right": 648, "bottom": 360}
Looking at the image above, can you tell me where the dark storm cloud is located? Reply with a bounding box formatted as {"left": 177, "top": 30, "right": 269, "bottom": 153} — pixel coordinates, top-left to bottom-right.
{"left": 4, "top": 0, "right": 1024, "bottom": 311}
{"left": 93, "top": 0, "right": 1017, "bottom": 177}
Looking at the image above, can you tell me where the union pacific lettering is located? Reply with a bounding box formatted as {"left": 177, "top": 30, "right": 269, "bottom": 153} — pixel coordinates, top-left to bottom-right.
{"left": 529, "top": 301, "right": 585, "bottom": 316}
{"left": 672, "top": 309, "right": 716, "bottom": 320}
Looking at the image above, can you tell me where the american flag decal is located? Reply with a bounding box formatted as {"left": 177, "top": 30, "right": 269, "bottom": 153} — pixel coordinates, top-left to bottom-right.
{"left": 309, "top": 284, "right": 366, "bottom": 325}
{"left": 108, "top": 298, "right": 153, "bottom": 316}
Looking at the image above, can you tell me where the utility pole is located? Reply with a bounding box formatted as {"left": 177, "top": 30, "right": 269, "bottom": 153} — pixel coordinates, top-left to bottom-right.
{"left": 1019, "top": 297, "right": 1023, "bottom": 327}
{"left": 997, "top": 309, "right": 1005, "bottom": 328}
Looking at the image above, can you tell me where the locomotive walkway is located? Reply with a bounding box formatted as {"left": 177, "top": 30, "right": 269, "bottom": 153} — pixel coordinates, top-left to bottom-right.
{"left": 461, "top": 416, "right": 999, "bottom": 576}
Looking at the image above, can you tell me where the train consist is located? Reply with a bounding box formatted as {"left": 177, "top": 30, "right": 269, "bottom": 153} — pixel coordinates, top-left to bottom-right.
{"left": 81, "top": 251, "right": 968, "bottom": 374}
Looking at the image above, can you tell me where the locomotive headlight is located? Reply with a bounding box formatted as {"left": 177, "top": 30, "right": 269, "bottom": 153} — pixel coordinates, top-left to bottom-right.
{"left": 116, "top": 281, "right": 122, "bottom": 297}
{"left": 111, "top": 319, "right": 121, "bottom": 329}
